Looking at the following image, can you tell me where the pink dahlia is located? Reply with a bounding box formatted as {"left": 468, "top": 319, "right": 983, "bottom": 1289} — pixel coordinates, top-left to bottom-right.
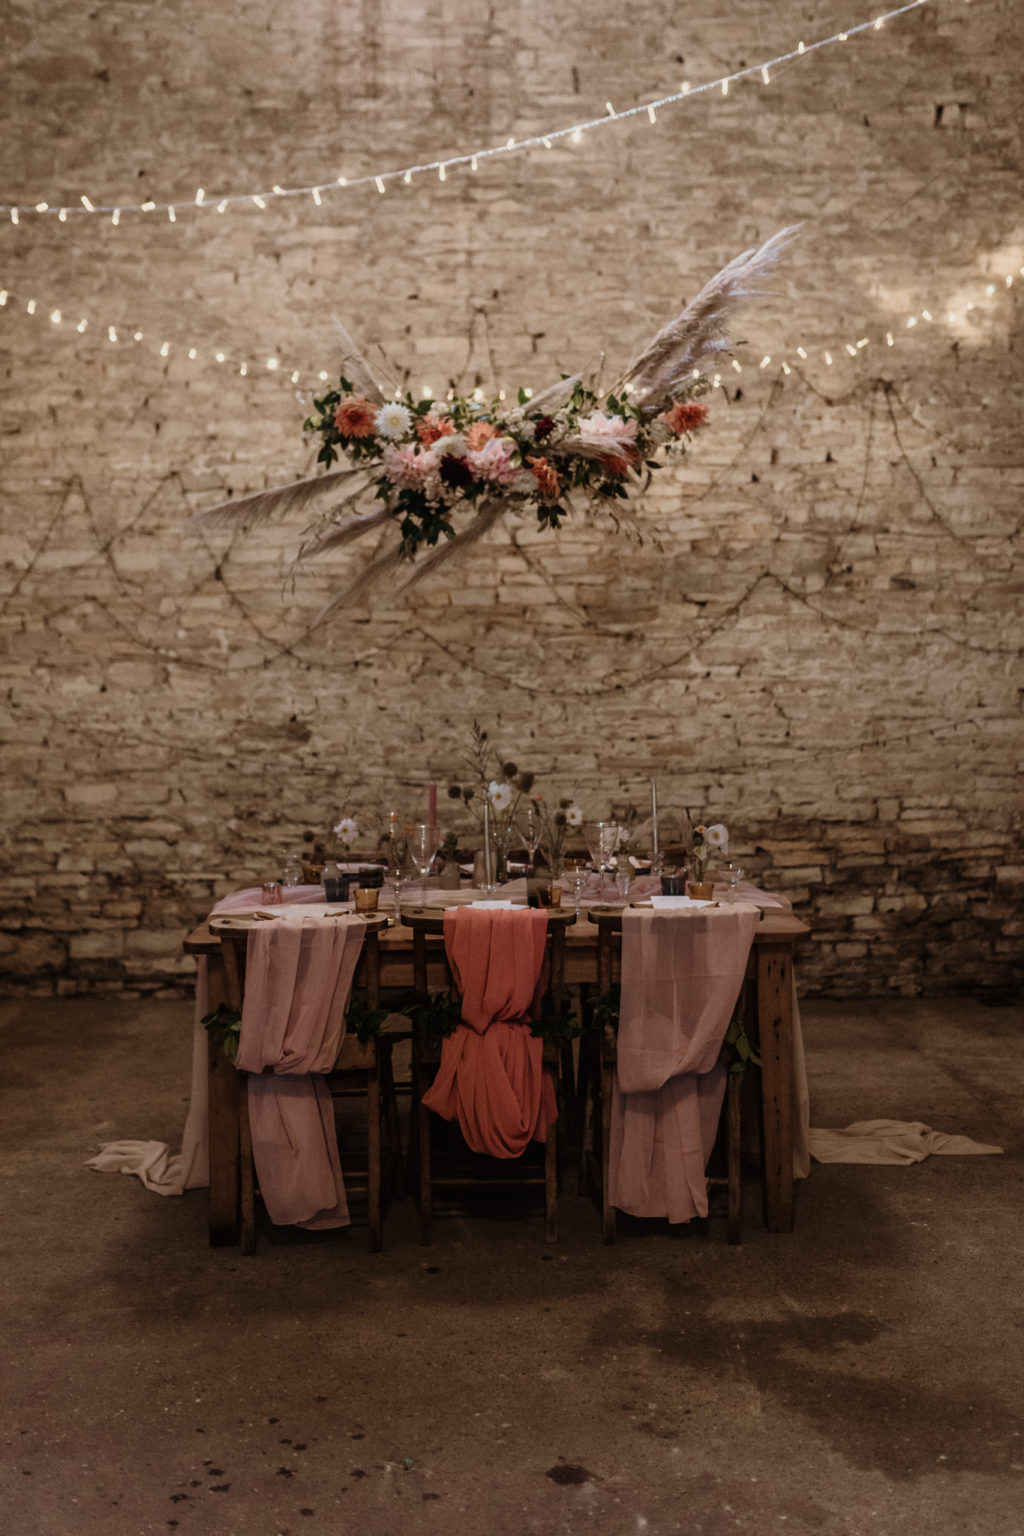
{"left": 466, "top": 436, "right": 519, "bottom": 486}
{"left": 577, "top": 410, "right": 638, "bottom": 443}
{"left": 382, "top": 444, "right": 430, "bottom": 490}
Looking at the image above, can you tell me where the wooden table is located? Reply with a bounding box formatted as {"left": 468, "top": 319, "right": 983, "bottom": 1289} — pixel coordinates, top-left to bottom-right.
{"left": 185, "top": 901, "right": 808, "bottom": 1242}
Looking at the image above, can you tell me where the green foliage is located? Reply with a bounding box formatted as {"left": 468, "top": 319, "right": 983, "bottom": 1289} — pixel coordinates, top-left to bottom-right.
{"left": 405, "top": 989, "right": 463, "bottom": 1049}
{"left": 202, "top": 1002, "right": 242, "bottom": 1061}
{"left": 723, "top": 1003, "right": 762, "bottom": 1077}
{"left": 590, "top": 986, "right": 621, "bottom": 1035}
{"left": 345, "top": 995, "right": 389, "bottom": 1045}
{"left": 530, "top": 995, "right": 583, "bottom": 1048}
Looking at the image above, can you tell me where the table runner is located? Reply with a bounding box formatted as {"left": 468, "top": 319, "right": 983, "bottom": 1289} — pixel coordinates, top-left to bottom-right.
{"left": 235, "top": 916, "right": 365, "bottom": 1229}
{"left": 421, "top": 907, "right": 555, "bottom": 1157}
{"left": 608, "top": 904, "right": 760, "bottom": 1223}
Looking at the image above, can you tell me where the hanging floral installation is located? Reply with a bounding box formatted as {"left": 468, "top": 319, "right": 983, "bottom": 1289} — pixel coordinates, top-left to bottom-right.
{"left": 194, "top": 226, "right": 798, "bottom": 609}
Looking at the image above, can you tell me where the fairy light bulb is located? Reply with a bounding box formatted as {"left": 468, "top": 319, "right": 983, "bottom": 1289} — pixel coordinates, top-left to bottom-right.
{"left": 311, "top": 187, "right": 322, "bottom": 206}
{"left": 647, "top": 104, "right": 657, "bottom": 123}
{"left": 761, "top": 67, "right": 770, "bottom": 84}
{"left": 376, "top": 177, "right": 386, "bottom": 194}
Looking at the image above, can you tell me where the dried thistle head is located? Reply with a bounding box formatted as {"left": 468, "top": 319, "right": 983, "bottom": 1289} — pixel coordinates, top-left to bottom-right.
{"left": 515, "top": 770, "right": 535, "bottom": 793}
{"left": 501, "top": 760, "right": 518, "bottom": 779}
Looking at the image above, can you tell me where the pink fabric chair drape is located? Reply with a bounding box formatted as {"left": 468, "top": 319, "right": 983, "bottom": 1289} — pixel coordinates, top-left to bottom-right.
{"left": 235, "top": 916, "right": 365, "bottom": 1229}
{"left": 421, "top": 907, "right": 556, "bottom": 1157}
{"left": 608, "top": 904, "right": 759, "bottom": 1223}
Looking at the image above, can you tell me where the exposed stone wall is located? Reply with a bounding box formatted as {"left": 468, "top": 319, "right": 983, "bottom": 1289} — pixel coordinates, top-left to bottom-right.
{"left": 1, "top": 0, "right": 1021, "bottom": 999}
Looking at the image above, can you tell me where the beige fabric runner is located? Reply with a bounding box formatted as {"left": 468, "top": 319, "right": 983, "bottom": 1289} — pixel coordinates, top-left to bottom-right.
{"left": 808, "top": 1119, "right": 1003, "bottom": 1164}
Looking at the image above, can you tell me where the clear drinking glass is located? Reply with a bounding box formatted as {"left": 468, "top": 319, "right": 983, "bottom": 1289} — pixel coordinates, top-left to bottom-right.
{"left": 518, "top": 805, "right": 542, "bottom": 875}
{"left": 586, "top": 822, "right": 619, "bottom": 900}
{"left": 281, "top": 851, "right": 304, "bottom": 887}
{"left": 564, "top": 858, "right": 590, "bottom": 920}
{"left": 410, "top": 823, "right": 439, "bottom": 903}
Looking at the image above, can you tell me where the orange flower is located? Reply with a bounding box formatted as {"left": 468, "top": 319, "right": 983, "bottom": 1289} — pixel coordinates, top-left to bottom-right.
{"left": 333, "top": 397, "right": 377, "bottom": 438}
{"left": 661, "top": 400, "right": 709, "bottom": 436}
{"left": 598, "top": 444, "right": 638, "bottom": 479}
{"left": 416, "top": 412, "right": 456, "bottom": 445}
{"left": 527, "top": 455, "right": 560, "bottom": 500}
{"left": 465, "top": 420, "right": 499, "bottom": 450}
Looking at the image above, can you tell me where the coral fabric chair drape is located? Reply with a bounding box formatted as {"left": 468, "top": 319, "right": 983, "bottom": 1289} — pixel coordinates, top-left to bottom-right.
{"left": 235, "top": 917, "right": 365, "bottom": 1229}
{"left": 608, "top": 905, "right": 759, "bottom": 1223}
{"left": 421, "top": 907, "right": 556, "bottom": 1157}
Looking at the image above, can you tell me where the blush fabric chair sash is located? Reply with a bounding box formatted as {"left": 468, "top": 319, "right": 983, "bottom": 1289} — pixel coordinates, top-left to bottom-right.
{"left": 421, "top": 907, "right": 555, "bottom": 1158}
{"left": 608, "top": 904, "right": 759, "bottom": 1223}
{"left": 235, "top": 916, "right": 365, "bottom": 1229}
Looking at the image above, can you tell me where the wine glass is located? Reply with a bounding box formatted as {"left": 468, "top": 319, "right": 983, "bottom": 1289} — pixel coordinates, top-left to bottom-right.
{"left": 724, "top": 864, "right": 747, "bottom": 902}
{"left": 586, "top": 822, "right": 619, "bottom": 900}
{"left": 563, "top": 858, "right": 591, "bottom": 920}
{"left": 382, "top": 838, "right": 412, "bottom": 922}
{"left": 518, "top": 805, "right": 543, "bottom": 875}
{"left": 410, "top": 822, "right": 439, "bottom": 903}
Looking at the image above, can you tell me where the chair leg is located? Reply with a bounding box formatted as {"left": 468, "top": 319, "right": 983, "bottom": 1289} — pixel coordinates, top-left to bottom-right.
{"left": 577, "top": 1032, "right": 597, "bottom": 1196}
{"left": 366, "top": 1065, "right": 382, "bottom": 1253}
{"left": 601, "top": 1048, "right": 616, "bottom": 1245}
{"left": 379, "top": 1041, "right": 405, "bottom": 1201}
{"left": 726, "top": 1069, "right": 743, "bottom": 1245}
{"left": 544, "top": 1087, "right": 559, "bottom": 1244}
{"left": 415, "top": 1056, "right": 433, "bottom": 1246}
{"left": 239, "top": 1083, "right": 257, "bottom": 1256}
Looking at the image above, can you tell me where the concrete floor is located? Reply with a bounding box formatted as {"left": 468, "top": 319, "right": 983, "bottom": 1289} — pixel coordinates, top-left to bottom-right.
{"left": 1, "top": 993, "right": 1021, "bottom": 1536}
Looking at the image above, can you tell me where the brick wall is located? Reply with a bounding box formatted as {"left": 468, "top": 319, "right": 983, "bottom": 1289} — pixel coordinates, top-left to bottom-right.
{"left": 1, "top": 0, "right": 1021, "bottom": 998}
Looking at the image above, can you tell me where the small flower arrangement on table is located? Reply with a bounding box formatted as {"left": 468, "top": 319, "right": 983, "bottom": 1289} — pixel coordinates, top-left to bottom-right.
{"left": 689, "top": 822, "right": 729, "bottom": 885}
{"left": 447, "top": 722, "right": 536, "bottom": 880}
{"left": 531, "top": 794, "right": 584, "bottom": 876}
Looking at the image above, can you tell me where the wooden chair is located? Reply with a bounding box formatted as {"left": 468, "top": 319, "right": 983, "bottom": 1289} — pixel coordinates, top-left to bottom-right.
{"left": 209, "top": 913, "right": 401, "bottom": 1253}
{"left": 400, "top": 907, "right": 577, "bottom": 1245}
{"left": 578, "top": 908, "right": 746, "bottom": 1245}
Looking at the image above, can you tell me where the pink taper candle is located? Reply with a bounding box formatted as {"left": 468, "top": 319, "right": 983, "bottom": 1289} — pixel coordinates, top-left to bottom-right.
{"left": 428, "top": 781, "right": 437, "bottom": 827}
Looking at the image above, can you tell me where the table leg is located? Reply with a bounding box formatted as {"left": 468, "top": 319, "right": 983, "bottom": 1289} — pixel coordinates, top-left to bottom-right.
{"left": 756, "top": 941, "right": 795, "bottom": 1232}
{"left": 205, "top": 949, "right": 241, "bottom": 1247}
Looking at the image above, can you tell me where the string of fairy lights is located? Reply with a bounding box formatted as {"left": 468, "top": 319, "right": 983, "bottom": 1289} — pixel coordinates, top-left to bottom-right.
{"left": 1, "top": 0, "right": 1007, "bottom": 394}
{"left": 1, "top": 264, "right": 1019, "bottom": 398}
{"left": 1, "top": 0, "right": 936, "bottom": 226}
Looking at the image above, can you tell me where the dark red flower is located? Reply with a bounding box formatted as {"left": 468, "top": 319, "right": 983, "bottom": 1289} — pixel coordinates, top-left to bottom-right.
{"left": 533, "top": 416, "right": 555, "bottom": 442}
{"left": 439, "top": 454, "right": 475, "bottom": 489}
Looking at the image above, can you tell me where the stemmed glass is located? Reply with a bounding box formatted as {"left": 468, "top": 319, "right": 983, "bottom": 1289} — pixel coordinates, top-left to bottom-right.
{"left": 518, "top": 805, "right": 543, "bottom": 875}
{"left": 586, "top": 822, "right": 619, "bottom": 901}
{"left": 724, "top": 864, "right": 746, "bottom": 902}
{"left": 382, "top": 839, "right": 412, "bottom": 923}
{"left": 410, "top": 822, "right": 439, "bottom": 904}
{"left": 563, "top": 858, "right": 591, "bottom": 920}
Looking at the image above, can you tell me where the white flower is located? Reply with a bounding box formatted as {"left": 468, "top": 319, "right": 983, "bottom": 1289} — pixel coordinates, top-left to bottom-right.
{"left": 565, "top": 803, "right": 584, "bottom": 829}
{"left": 704, "top": 822, "right": 729, "bottom": 854}
{"left": 488, "top": 780, "right": 513, "bottom": 812}
{"left": 333, "top": 817, "right": 358, "bottom": 847}
{"left": 374, "top": 402, "right": 413, "bottom": 440}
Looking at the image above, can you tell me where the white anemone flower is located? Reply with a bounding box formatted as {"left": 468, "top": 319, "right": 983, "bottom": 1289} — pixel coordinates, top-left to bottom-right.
{"left": 488, "top": 780, "right": 513, "bottom": 812}
{"left": 333, "top": 817, "right": 358, "bottom": 847}
{"left": 374, "top": 402, "right": 413, "bottom": 439}
{"left": 704, "top": 822, "right": 729, "bottom": 854}
{"left": 565, "top": 803, "right": 584, "bottom": 829}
